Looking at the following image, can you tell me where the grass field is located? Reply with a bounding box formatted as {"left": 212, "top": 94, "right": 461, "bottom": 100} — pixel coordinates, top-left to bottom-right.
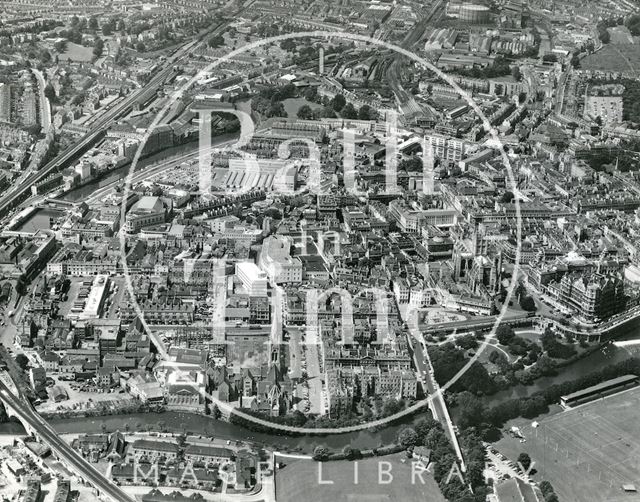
{"left": 609, "top": 27, "right": 635, "bottom": 45}
{"left": 494, "top": 387, "right": 640, "bottom": 502}
{"left": 275, "top": 453, "right": 446, "bottom": 502}
{"left": 60, "top": 42, "right": 93, "bottom": 62}
{"left": 581, "top": 44, "right": 640, "bottom": 74}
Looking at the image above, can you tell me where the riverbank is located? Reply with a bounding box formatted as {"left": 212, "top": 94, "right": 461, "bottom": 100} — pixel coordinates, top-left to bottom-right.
{"left": 480, "top": 328, "right": 640, "bottom": 409}
{"left": 0, "top": 410, "right": 427, "bottom": 455}
{"left": 59, "top": 132, "right": 238, "bottom": 203}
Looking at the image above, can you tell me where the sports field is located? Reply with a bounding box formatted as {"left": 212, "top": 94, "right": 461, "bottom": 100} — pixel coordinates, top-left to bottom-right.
{"left": 275, "top": 453, "right": 446, "bottom": 502}
{"left": 581, "top": 44, "right": 640, "bottom": 74}
{"left": 495, "top": 387, "right": 640, "bottom": 502}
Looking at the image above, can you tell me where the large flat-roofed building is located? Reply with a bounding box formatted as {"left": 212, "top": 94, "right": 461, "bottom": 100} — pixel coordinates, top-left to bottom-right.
{"left": 125, "top": 196, "right": 166, "bottom": 233}
{"left": 258, "top": 236, "right": 303, "bottom": 284}
{"left": 235, "top": 262, "right": 268, "bottom": 296}
{"left": 79, "top": 275, "right": 110, "bottom": 320}
{"left": 560, "top": 374, "right": 639, "bottom": 408}
{"left": 389, "top": 200, "right": 457, "bottom": 232}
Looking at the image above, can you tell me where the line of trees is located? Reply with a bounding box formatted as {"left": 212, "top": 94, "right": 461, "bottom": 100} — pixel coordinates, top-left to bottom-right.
{"left": 455, "top": 357, "right": 640, "bottom": 431}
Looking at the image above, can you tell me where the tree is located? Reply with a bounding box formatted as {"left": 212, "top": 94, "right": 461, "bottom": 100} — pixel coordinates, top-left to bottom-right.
{"left": 518, "top": 91, "right": 527, "bottom": 104}
{"left": 303, "top": 86, "right": 318, "bottom": 102}
{"left": 93, "top": 37, "right": 104, "bottom": 58}
{"left": 54, "top": 40, "right": 67, "bottom": 52}
{"left": 627, "top": 14, "right": 640, "bottom": 36}
{"left": 341, "top": 102, "right": 358, "bottom": 119}
{"left": 331, "top": 93, "right": 346, "bottom": 112}
{"left": 382, "top": 398, "right": 403, "bottom": 416}
{"left": 136, "top": 42, "right": 145, "bottom": 52}
{"left": 539, "top": 481, "right": 555, "bottom": 497}
{"left": 520, "top": 295, "right": 536, "bottom": 312}
{"left": 456, "top": 334, "right": 478, "bottom": 350}
{"left": 208, "top": 35, "right": 225, "bottom": 48}
{"left": 397, "top": 427, "right": 419, "bottom": 448}
{"left": 511, "top": 66, "right": 522, "bottom": 82}
{"left": 212, "top": 404, "right": 221, "bottom": 419}
{"left": 517, "top": 452, "right": 531, "bottom": 471}
{"left": 415, "top": 417, "right": 437, "bottom": 442}
{"left": 500, "top": 191, "right": 514, "bottom": 203}
{"left": 496, "top": 325, "right": 515, "bottom": 345}
{"left": 314, "top": 105, "right": 335, "bottom": 119}
{"left": 456, "top": 391, "right": 487, "bottom": 429}
{"left": 297, "top": 104, "right": 314, "bottom": 120}
{"left": 312, "top": 445, "right": 330, "bottom": 461}
{"left": 571, "top": 52, "right": 581, "bottom": 68}
{"left": 358, "top": 104, "right": 377, "bottom": 120}
{"left": 280, "top": 39, "right": 296, "bottom": 51}
{"left": 267, "top": 101, "right": 286, "bottom": 117}
{"left": 488, "top": 349, "right": 508, "bottom": 369}
{"left": 44, "top": 84, "right": 56, "bottom": 102}
{"left": 89, "top": 17, "right": 98, "bottom": 30}
{"left": 15, "top": 354, "right": 29, "bottom": 370}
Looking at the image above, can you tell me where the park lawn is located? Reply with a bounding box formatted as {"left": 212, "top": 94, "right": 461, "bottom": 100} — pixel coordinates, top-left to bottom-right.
{"left": 275, "top": 453, "right": 446, "bottom": 502}
{"left": 492, "top": 386, "right": 640, "bottom": 502}
{"left": 283, "top": 97, "right": 322, "bottom": 119}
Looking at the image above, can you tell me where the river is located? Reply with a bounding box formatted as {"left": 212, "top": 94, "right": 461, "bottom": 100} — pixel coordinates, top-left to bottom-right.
{"left": 483, "top": 319, "right": 640, "bottom": 408}
{"left": 61, "top": 132, "right": 239, "bottom": 203}
{"left": 0, "top": 410, "right": 427, "bottom": 454}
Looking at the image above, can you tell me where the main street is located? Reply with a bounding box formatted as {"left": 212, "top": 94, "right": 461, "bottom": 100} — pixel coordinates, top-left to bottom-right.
{"left": 401, "top": 305, "right": 466, "bottom": 471}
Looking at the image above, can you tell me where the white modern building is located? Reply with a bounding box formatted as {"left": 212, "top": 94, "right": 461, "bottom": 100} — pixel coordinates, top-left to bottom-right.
{"left": 258, "top": 236, "right": 303, "bottom": 284}
{"left": 235, "top": 262, "right": 268, "bottom": 296}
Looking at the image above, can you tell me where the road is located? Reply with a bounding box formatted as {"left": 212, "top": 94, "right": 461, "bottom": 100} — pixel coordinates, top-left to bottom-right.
{"left": 0, "top": 378, "right": 134, "bottom": 502}
{"left": 32, "top": 69, "right": 52, "bottom": 133}
{"left": 404, "top": 318, "right": 466, "bottom": 471}
{"left": 411, "top": 336, "right": 466, "bottom": 471}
